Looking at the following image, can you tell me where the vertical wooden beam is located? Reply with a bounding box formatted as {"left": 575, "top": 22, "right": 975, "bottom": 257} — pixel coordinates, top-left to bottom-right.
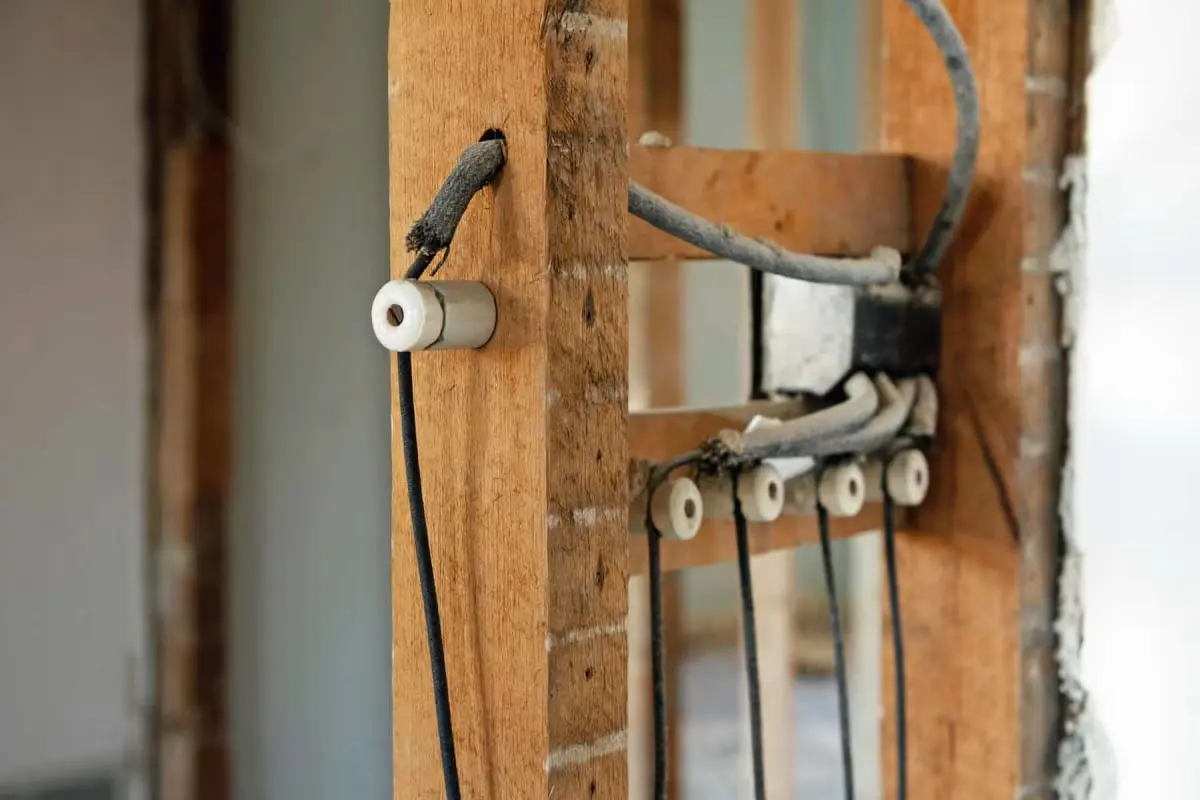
{"left": 1018, "top": 2, "right": 1074, "bottom": 796}
{"left": 747, "top": 1, "right": 798, "bottom": 797}
{"left": 147, "top": 0, "right": 232, "bottom": 797}
{"left": 627, "top": 1, "right": 684, "bottom": 797}
{"left": 879, "top": 1, "right": 1069, "bottom": 797}
{"left": 388, "top": 2, "right": 630, "bottom": 796}
{"left": 751, "top": 0, "right": 798, "bottom": 148}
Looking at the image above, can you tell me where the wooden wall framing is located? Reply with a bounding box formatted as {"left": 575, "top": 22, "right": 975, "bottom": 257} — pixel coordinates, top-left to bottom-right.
{"left": 145, "top": 0, "right": 233, "bottom": 797}
{"left": 370, "top": 0, "right": 1082, "bottom": 797}
{"left": 136, "top": 0, "right": 1081, "bottom": 796}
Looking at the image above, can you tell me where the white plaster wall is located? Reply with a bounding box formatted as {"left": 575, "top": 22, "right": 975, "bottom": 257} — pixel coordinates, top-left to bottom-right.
{"left": 1073, "top": 3, "right": 1200, "bottom": 796}
{"left": 231, "top": 0, "right": 392, "bottom": 797}
{"left": 0, "top": 0, "right": 146, "bottom": 787}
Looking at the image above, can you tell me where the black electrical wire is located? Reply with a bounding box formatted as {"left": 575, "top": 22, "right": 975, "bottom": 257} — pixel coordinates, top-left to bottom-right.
{"left": 645, "top": 476, "right": 669, "bottom": 800}
{"left": 817, "top": 493, "right": 856, "bottom": 800}
{"left": 395, "top": 252, "right": 461, "bottom": 800}
{"left": 882, "top": 458, "right": 908, "bottom": 800}
{"left": 642, "top": 452, "right": 704, "bottom": 800}
{"left": 732, "top": 472, "right": 767, "bottom": 800}
{"left": 391, "top": 138, "right": 506, "bottom": 800}
{"left": 396, "top": 348, "right": 461, "bottom": 800}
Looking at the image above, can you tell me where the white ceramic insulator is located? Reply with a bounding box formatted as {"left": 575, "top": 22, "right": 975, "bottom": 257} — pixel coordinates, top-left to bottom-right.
{"left": 648, "top": 477, "right": 703, "bottom": 541}
{"left": 697, "top": 464, "right": 786, "bottom": 523}
{"left": 371, "top": 279, "right": 496, "bottom": 352}
{"left": 818, "top": 462, "right": 866, "bottom": 518}
{"left": 886, "top": 449, "right": 929, "bottom": 507}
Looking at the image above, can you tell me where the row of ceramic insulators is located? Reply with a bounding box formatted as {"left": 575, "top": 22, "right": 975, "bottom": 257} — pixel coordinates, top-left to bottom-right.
{"left": 368, "top": 280, "right": 932, "bottom": 536}
{"left": 632, "top": 450, "right": 929, "bottom": 541}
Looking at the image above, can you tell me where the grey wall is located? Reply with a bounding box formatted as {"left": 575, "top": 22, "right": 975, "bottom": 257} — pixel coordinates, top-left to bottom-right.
{"left": 0, "top": 0, "right": 146, "bottom": 790}
{"left": 231, "top": 0, "right": 392, "bottom": 798}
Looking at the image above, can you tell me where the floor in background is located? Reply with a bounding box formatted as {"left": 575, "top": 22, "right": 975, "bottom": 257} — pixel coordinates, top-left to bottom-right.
{"left": 681, "top": 649, "right": 845, "bottom": 798}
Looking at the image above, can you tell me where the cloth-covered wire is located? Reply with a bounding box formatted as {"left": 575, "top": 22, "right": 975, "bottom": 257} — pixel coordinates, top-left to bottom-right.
{"left": 765, "top": 377, "right": 918, "bottom": 461}
{"left": 643, "top": 455, "right": 701, "bottom": 800}
{"left": 628, "top": 0, "right": 977, "bottom": 284}
{"left": 901, "top": 0, "right": 980, "bottom": 277}
{"left": 645, "top": 490, "right": 669, "bottom": 800}
{"left": 393, "top": 135, "right": 507, "bottom": 800}
{"left": 628, "top": 182, "right": 901, "bottom": 286}
{"left": 396, "top": 350, "right": 460, "bottom": 800}
{"left": 738, "top": 373, "right": 880, "bottom": 462}
{"left": 817, "top": 494, "right": 856, "bottom": 800}
{"left": 882, "top": 456, "right": 909, "bottom": 799}
{"left": 732, "top": 472, "right": 767, "bottom": 800}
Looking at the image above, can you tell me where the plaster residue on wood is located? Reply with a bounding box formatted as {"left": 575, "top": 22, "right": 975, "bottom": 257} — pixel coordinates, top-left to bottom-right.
{"left": 1054, "top": 150, "right": 1116, "bottom": 798}
{"left": 1051, "top": 155, "right": 1088, "bottom": 347}
{"left": 1056, "top": 454, "right": 1118, "bottom": 800}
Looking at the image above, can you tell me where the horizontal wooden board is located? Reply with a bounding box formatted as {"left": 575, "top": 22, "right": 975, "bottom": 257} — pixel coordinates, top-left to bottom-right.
{"left": 629, "top": 401, "right": 807, "bottom": 462}
{"left": 629, "top": 145, "right": 913, "bottom": 261}
{"left": 629, "top": 509, "right": 889, "bottom": 575}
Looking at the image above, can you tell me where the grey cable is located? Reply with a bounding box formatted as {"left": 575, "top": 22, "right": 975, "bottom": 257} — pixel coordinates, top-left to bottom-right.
{"left": 407, "top": 136, "right": 507, "bottom": 269}
{"left": 901, "top": 0, "right": 980, "bottom": 277}
{"left": 629, "top": 182, "right": 901, "bottom": 286}
{"left": 738, "top": 374, "right": 880, "bottom": 462}
{"left": 773, "top": 377, "right": 918, "bottom": 460}
{"left": 628, "top": 0, "right": 977, "bottom": 283}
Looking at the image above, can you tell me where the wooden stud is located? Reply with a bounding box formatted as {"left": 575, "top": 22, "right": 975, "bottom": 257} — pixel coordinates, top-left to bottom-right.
{"left": 388, "top": 2, "right": 629, "bottom": 796}
{"left": 627, "top": 2, "right": 684, "bottom": 796}
{"left": 1020, "top": 1, "right": 1075, "bottom": 796}
{"left": 629, "top": 146, "right": 912, "bottom": 261}
{"left": 877, "top": 1, "right": 1072, "bottom": 797}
